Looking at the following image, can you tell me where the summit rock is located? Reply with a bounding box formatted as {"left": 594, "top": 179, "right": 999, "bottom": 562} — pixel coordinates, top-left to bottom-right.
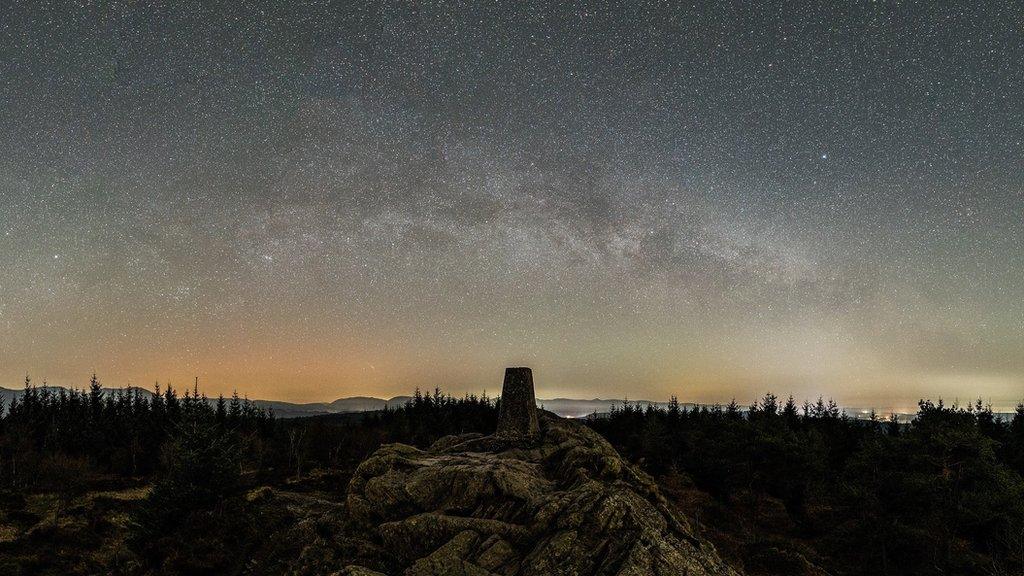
{"left": 341, "top": 409, "right": 740, "bottom": 575}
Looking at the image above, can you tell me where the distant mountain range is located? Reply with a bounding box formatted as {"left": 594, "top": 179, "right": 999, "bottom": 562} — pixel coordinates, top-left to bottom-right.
{"left": 228, "top": 396, "right": 688, "bottom": 419}
{"left": 250, "top": 396, "right": 415, "bottom": 418}
{"left": 250, "top": 397, "right": 719, "bottom": 419}
{"left": 0, "top": 385, "right": 678, "bottom": 419}
{"left": 0, "top": 386, "right": 156, "bottom": 404}
{"left": 1, "top": 386, "right": 1015, "bottom": 421}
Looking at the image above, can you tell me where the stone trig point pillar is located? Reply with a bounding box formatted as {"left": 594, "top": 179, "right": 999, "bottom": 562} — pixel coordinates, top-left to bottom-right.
{"left": 496, "top": 367, "right": 539, "bottom": 438}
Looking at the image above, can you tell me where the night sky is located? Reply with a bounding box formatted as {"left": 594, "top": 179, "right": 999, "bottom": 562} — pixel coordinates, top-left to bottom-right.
{"left": 1, "top": 2, "right": 1021, "bottom": 409}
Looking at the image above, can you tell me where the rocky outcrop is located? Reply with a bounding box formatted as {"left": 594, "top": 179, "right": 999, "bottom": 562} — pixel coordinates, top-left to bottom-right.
{"left": 342, "top": 411, "right": 741, "bottom": 575}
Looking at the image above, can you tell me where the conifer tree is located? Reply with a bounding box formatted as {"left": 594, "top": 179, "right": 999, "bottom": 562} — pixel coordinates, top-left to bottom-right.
{"left": 782, "top": 395, "right": 799, "bottom": 427}
{"left": 88, "top": 373, "right": 103, "bottom": 422}
{"left": 215, "top": 394, "right": 227, "bottom": 426}
{"left": 725, "top": 399, "right": 741, "bottom": 420}
{"left": 228, "top": 391, "right": 241, "bottom": 424}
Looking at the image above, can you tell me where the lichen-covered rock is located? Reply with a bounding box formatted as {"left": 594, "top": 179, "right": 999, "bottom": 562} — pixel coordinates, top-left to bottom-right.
{"left": 332, "top": 567, "right": 388, "bottom": 576}
{"left": 343, "top": 412, "right": 741, "bottom": 575}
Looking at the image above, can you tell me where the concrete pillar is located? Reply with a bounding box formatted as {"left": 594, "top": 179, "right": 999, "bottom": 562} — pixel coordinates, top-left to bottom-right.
{"left": 496, "top": 367, "right": 539, "bottom": 438}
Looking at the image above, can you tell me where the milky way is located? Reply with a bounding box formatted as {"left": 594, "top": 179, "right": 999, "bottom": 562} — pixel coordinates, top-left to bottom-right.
{"left": 1, "top": 2, "right": 1022, "bottom": 408}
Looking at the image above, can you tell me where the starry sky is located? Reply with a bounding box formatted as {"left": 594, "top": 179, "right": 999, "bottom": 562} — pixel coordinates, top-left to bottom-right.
{"left": 1, "top": 2, "right": 1022, "bottom": 409}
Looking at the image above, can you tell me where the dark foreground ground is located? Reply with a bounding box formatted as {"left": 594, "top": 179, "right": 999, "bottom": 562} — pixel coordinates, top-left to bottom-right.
{"left": 1, "top": 386, "right": 1023, "bottom": 575}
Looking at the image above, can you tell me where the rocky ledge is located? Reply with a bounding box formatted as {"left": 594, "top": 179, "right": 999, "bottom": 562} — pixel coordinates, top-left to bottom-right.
{"left": 337, "top": 411, "right": 740, "bottom": 576}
